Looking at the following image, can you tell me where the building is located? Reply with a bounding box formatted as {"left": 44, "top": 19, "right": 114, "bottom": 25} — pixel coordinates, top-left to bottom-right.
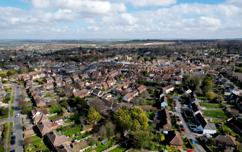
{"left": 215, "top": 134, "right": 236, "bottom": 151}
{"left": 163, "top": 85, "right": 174, "bottom": 94}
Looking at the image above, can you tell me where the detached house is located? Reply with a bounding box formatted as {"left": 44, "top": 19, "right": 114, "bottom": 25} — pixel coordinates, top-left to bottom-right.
{"left": 73, "top": 90, "right": 91, "bottom": 98}
{"left": 42, "top": 83, "right": 54, "bottom": 90}
{"left": 54, "top": 80, "right": 62, "bottom": 88}
{"left": 92, "top": 89, "right": 104, "bottom": 97}
{"left": 163, "top": 85, "right": 174, "bottom": 94}
{"left": 63, "top": 78, "right": 72, "bottom": 85}
{"left": 45, "top": 77, "right": 54, "bottom": 83}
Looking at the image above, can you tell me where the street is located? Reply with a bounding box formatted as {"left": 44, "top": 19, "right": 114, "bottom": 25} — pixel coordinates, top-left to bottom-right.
{"left": 0, "top": 83, "right": 23, "bottom": 152}
{"left": 174, "top": 97, "right": 206, "bottom": 152}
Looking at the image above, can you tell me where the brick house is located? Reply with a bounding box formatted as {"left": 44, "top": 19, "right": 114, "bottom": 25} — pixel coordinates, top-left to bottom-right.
{"left": 215, "top": 134, "right": 236, "bottom": 151}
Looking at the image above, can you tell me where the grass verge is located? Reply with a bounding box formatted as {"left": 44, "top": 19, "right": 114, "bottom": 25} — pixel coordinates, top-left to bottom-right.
{"left": 8, "top": 122, "right": 13, "bottom": 144}
{"left": 10, "top": 106, "right": 14, "bottom": 117}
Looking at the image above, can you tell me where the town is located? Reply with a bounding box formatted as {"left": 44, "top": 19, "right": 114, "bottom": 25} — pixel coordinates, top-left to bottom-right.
{"left": 0, "top": 39, "right": 242, "bottom": 152}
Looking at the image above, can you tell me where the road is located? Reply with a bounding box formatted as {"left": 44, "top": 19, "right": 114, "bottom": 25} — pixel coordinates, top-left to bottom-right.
{"left": 174, "top": 97, "right": 206, "bottom": 152}
{"left": 0, "top": 83, "right": 23, "bottom": 152}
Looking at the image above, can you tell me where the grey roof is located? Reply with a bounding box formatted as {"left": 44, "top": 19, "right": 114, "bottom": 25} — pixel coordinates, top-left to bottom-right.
{"left": 204, "top": 123, "right": 216, "bottom": 130}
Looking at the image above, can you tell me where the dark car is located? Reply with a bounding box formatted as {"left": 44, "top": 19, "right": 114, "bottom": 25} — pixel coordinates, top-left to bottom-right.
{"left": 10, "top": 150, "right": 15, "bottom": 152}
{"left": 189, "top": 138, "right": 195, "bottom": 144}
{"left": 11, "top": 139, "right": 15, "bottom": 145}
{"left": 12, "top": 136, "right": 16, "bottom": 139}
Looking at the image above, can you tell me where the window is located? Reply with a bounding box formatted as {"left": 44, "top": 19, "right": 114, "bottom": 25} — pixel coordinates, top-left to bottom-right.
{"left": 227, "top": 143, "right": 230, "bottom": 145}
{"left": 218, "top": 144, "right": 222, "bottom": 147}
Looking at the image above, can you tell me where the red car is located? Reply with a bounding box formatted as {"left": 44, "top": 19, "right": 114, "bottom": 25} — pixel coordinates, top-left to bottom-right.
{"left": 17, "top": 86, "right": 19, "bottom": 88}
{"left": 178, "top": 118, "right": 181, "bottom": 121}
{"left": 174, "top": 105, "right": 177, "bottom": 107}
{"left": 182, "top": 128, "right": 186, "bottom": 132}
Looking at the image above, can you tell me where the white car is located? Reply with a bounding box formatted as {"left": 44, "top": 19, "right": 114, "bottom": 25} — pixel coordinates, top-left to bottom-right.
{"left": 15, "top": 114, "right": 20, "bottom": 117}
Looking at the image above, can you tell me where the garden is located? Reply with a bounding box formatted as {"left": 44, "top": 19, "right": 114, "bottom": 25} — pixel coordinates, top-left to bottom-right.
{"left": 204, "top": 110, "right": 228, "bottom": 118}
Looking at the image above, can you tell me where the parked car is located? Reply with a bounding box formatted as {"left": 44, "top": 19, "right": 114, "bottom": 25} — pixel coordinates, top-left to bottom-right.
{"left": 12, "top": 136, "right": 16, "bottom": 140}
{"left": 10, "top": 150, "right": 15, "bottom": 152}
{"left": 15, "top": 114, "right": 20, "bottom": 117}
{"left": 180, "top": 124, "right": 184, "bottom": 128}
{"left": 11, "top": 139, "right": 15, "bottom": 145}
{"left": 178, "top": 118, "right": 181, "bottom": 121}
{"left": 176, "top": 115, "right": 179, "bottom": 118}
{"left": 174, "top": 104, "right": 177, "bottom": 107}
{"left": 12, "top": 131, "right": 15, "bottom": 135}
{"left": 189, "top": 138, "right": 195, "bottom": 144}
{"left": 182, "top": 128, "right": 186, "bottom": 132}
{"left": 17, "top": 86, "right": 19, "bottom": 88}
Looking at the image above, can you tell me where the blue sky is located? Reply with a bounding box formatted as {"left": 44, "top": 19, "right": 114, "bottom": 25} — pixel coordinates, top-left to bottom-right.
{"left": 0, "top": 0, "right": 241, "bottom": 39}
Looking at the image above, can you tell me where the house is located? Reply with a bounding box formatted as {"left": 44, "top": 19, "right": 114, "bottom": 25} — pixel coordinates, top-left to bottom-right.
{"left": 108, "top": 70, "right": 120, "bottom": 77}
{"left": 160, "top": 109, "right": 172, "bottom": 130}
{"left": 51, "top": 117, "right": 63, "bottom": 124}
{"left": 167, "top": 131, "right": 183, "bottom": 150}
{"left": 71, "top": 75, "right": 79, "bottom": 83}
{"left": 137, "top": 85, "right": 147, "bottom": 95}
{"left": 102, "top": 94, "right": 112, "bottom": 100}
{"left": 33, "top": 113, "right": 49, "bottom": 125}
{"left": 101, "top": 99, "right": 121, "bottom": 111}
{"left": 54, "top": 80, "right": 62, "bottom": 88}
{"left": 229, "top": 93, "right": 242, "bottom": 111}
{"left": 101, "top": 82, "right": 108, "bottom": 90}
{"left": 123, "top": 90, "right": 138, "bottom": 102}
{"left": 91, "top": 71, "right": 102, "bottom": 77}
{"left": 215, "top": 134, "right": 236, "bottom": 151}
{"left": 160, "top": 91, "right": 168, "bottom": 108}
{"left": 53, "top": 76, "right": 62, "bottom": 81}
{"left": 31, "top": 108, "right": 49, "bottom": 118}
{"left": 42, "top": 83, "right": 54, "bottom": 90}
{"left": 72, "top": 90, "right": 91, "bottom": 98}
{"left": 46, "top": 131, "right": 69, "bottom": 149}
{"left": 45, "top": 77, "right": 54, "bottom": 83}
{"left": 55, "top": 144, "right": 72, "bottom": 152}
{"left": 35, "top": 98, "right": 47, "bottom": 107}
{"left": 163, "top": 85, "right": 174, "bottom": 94}
{"left": 92, "top": 89, "right": 104, "bottom": 97}
{"left": 203, "top": 123, "right": 216, "bottom": 134}
{"left": 37, "top": 120, "right": 57, "bottom": 137}
{"left": 63, "top": 78, "right": 72, "bottom": 85}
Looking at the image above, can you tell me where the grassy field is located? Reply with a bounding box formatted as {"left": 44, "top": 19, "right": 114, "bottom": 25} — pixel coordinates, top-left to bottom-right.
{"left": 0, "top": 44, "right": 25, "bottom": 47}
{"left": 8, "top": 122, "right": 13, "bottom": 144}
{"left": 201, "top": 104, "right": 221, "bottom": 108}
{"left": 10, "top": 106, "right": 14, "bottom": 117}
{"left": 49, "top": 107, "right": 63, "bottom": 114}
{"left": 174, "top": 93, "right": 178, "bottom": 97}
{"left": 11, "top": 95, "right": 15, "bottom": 104}
{"left": 49, "top": 115, "right": 62, "bottom": 120}
{"left": 204, "top": 110, "right": 228, "bottom": 118}
{"left": 64, "top": 116, "right": 79, "bottom": 123}
{"left": 56, "top": 124, "right": 82, "bottom": 136}
{"left": 109, "top": 146, "right": 127, "bottom": 152}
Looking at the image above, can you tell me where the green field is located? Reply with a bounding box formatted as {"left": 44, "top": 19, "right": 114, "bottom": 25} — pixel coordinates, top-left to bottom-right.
{"left": 201, "top": 104, "right": 221, "bottom": 108}
{"left": 0, "top": 44, "right": 26, "bottom": 47}
{"left": 8, "top": 122, "right": 13, "bottom": 144}
{"left": 10, "top": 106, "right": 14, "bottom": 117}
{"left": 11, "top": 95, "right": 15, "bottom": 104}
{"left": 204, "top": 110, "right": 228, "bottom": 118}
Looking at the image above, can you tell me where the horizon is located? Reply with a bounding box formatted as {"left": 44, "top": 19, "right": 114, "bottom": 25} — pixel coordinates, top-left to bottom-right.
{"left": 0, "top": 0, "right": 242, "bottom": 39}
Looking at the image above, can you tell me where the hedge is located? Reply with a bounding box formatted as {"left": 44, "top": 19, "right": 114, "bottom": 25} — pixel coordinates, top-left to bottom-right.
{"left": 185, "top": 137, "right": 194, "bottom": 149}
{"left": 2, "top": 122, "right": 9, "bottom": 142}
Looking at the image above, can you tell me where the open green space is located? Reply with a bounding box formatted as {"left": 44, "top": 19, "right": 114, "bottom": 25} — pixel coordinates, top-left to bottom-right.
{"left": 8, "top": 122, "right": 13, "bottom": 144}
{"left": 174, "top": 93, "right": 178, "bottom": 97}
{"left": 204, "top": 110, "right": 228, "bottom": 118}
{"left": 49, "top": 107, "right": 63, "bottom": 114}
{"left": 85, "top": 140, "right": 114, "bottom": 152}
{"left": 56, "top": 124, "right": 82, "bottom": 136}
{"left": 10, "top": 106, "right": 14, "bottom": 117}
{"left": 0, "top": 44, "right": 26, "bottom": 47}
{"left": 49, "top": 115, "right": 62, "bottom": 120}
{"left": 27, "top": 135, "right": 48, "bottom": 152}
{"left": 222, "top": 123, "right": 241, "bottom": 138}
{"left": 201, "top": 104, "right": 221, "bottom": 108}
{"left": 11, "top": 95, "right": 15, "bottom": 104}
{"left": 109, "top": 146, "right": 127, "bottom": 152}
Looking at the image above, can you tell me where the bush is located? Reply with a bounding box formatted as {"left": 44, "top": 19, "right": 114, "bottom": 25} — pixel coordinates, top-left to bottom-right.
{"left": 185, "top": 137, "right": 194, "bottom": 149}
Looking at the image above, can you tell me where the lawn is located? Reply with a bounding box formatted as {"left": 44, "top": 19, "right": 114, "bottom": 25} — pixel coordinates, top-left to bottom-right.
{"left": 49, "top": 115, "right": 62, "bottom": 120}
{"left": 201, "top": 104, "right": 221, "bottom": 108}
{"left": 56, "top": 124, "right": 82, "bottom": 136}
{"left": 27, "top": 135, "right": 48, "bottom": 152}
{"left": 222, "top": 103, "right": 234, "bottom": 107}
{"left": 93, "top": 140, "right": 114, "bottom": 152}
{"left": 11, "top": 95, "right": 15, "bottom": 104}
{"left": 174, "top": 93, "right": 178, "bottom": 97}
{"left": 197, "top": 97, "right": 207, "bottom": 100}
{"left": 8, "top": 122, "right": 13, "bottom": 144}
{"left": 204, "top": 110, "right": 228, "bottom": 118}
{"left": 49, "top": 107, "right": 63, "bottom": 114}
{"left": 10, "top": 106, "right": 14, "bottom": 117}
{"left": 109, "top": 146, "right": 127, "bottom": 152}
{"left": 222, "top": 123, "right": 241, "bottom": 137}
{"left": 64, "top": 116, "right": 79, "bottom": 123}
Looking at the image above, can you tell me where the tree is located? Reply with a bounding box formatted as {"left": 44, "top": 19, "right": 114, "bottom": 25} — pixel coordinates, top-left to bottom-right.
{"left": 201, "top": 76, "right": 212, "bottom": 94}
{"left": 89, "top": 98, "right": 106, "bottom": 114}
{"left": 0, "top": 145, "right": 5, "bottom": 152}
{"left": 132, "top": 119, "right": 141, "bottom": 131}
{"left": 208, "top": 138, "right": 216, "bottom": 146}
{"left": 19, "top": 92, "right": 27, "bottom": 100}
{"left": 184, "top": 74, "right": 202, "bottom": 91}
{"left": 0, "top": 107, "right": 9, "bottom": 116}
{"left": 114, "top": 109, "right": 133, "bottom": 131}
{"left": 129, "top": 107, "right": 149, "bottom": 130}
{"left": 132, "top": 130, "right": 151, "bottom": 149}
{"left": 160, "top": 134, "right": 165, "bottom": 141}
{"left": 206, "top": 91, "right": 215, "bottom": 100}
{"left": 86, "top": 107, "right": 101, "bottom": 124}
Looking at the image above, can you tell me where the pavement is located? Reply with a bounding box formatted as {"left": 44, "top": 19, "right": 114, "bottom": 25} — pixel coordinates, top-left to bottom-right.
{"left": 0, "top": 83, "right": 23, "bottom": 152}
{"left": 174, "top": 96, "right": 206, "bottom": 152}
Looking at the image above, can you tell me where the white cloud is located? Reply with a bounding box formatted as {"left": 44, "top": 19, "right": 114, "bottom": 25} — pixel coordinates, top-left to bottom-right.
{"left": 129, "top": 0, "right": 177, "bottom": 7}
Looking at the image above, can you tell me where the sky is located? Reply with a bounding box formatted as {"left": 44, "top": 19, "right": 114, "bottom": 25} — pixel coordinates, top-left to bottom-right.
{"left": 0, "top": 0, "right": 242, "bottom": 39}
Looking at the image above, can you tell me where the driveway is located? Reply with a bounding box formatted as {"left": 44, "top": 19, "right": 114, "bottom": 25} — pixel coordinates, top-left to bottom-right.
{"left": 174, "top": 97, "right": 206, "bottom": 152}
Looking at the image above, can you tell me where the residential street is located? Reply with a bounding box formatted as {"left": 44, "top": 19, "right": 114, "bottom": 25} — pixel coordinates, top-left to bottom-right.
{"left": 0, "top": 83, "right": 23, "bottom": 152}
{"left": 174, "top": 97, "right": 206, "bottom": 152}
